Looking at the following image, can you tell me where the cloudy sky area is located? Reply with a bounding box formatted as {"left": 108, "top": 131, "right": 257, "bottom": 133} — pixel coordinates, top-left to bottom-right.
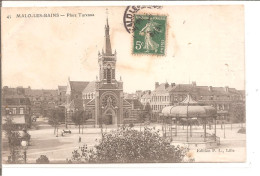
{"left": 2, "top": 6, "right": 245, "bottom": 92}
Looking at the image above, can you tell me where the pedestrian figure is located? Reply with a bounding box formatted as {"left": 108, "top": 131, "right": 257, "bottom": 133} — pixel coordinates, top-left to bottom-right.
{"left": 79, "top": 136, "right": 81, "bottom": 143}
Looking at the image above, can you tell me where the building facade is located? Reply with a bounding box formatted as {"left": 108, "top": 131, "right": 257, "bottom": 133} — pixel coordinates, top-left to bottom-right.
{"left": 2, "top": 86, "right": 58, "bottom": 117}
{"left": 144, "top": 82, "right": 245, "bottom": 123}
{"left": 2, "top": 93, "right": 32, "bottom": 130}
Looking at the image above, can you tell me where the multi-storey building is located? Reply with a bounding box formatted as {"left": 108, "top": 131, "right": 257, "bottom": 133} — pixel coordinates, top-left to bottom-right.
{"left": 144, "top": 82, "right": 245, "bottom": 123}
{"left": 2, "top": 86, "right": 59, "bottom": 117}
{"left": 25, "top": 89, "right": 59, "bottom": 116}
{"left": 2, "top": 94, "right": 32, "bottom": 130}
{"left": 140, "top": 90, "right": 152, "bottom": 106}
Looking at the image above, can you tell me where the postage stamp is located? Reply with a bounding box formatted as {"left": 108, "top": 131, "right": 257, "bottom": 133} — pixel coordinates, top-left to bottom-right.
{"left": 132, "top": 14, "right": 167, "bottom": 55}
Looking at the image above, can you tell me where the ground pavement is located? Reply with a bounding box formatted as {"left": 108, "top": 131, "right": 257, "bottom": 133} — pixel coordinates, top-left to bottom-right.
{"left": 2, "top": 118, "right": 246, "bottom": 163}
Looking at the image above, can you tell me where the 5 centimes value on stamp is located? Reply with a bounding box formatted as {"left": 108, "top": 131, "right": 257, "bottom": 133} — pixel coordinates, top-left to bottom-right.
{"left": 132, "top": 14, "right": 167, "bottom": 56}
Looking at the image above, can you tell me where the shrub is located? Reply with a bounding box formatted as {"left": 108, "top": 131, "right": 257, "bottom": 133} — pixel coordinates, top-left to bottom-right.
{"left": 36, "top": 155, "right": 50, "bottom": 164}
{"left": 237, "top": 127, "right": 246, "bottom": 134}
{"left": 68, "top": 127, "right": 189, "bottom": 163}
{"left": 129, "top": 123, "right": 134, "bottom": 128}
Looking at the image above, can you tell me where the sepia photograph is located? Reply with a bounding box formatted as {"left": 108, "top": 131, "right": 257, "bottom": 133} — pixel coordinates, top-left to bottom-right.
{"left": 1, "top": 5, "right": 246, "bottom": 164}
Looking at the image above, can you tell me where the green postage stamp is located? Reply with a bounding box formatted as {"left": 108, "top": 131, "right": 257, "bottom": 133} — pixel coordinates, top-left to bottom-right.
{"left": 133, "top": 14, "right": 167, "bottom": 56}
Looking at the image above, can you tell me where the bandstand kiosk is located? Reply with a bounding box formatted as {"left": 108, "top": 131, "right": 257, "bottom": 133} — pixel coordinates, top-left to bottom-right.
{"left": 160, "top": 94, "right": 220, "bottom": 148}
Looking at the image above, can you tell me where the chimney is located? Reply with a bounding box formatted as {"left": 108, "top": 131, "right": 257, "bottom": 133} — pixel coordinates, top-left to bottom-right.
{"left": 192, "top": 81, "right": 196, "bottom": 87}
{"left": 209, "top": 86, "right": 213, "bottom": 91}
{"left": 165, "top": 82, "right": 169, "bottom": 89}
{"left": 171, "top": 83, "right": 176, "bottom": 87}
{"left": 225, "top": 86, "right": 229, "bottom": 92}
{"left": 155, "top": 82, "right": 159, "bottom": 89}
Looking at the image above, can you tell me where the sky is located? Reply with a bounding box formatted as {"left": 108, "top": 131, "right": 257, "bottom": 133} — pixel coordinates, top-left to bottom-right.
{"left": 2, "top": 5, "right": 245, "bottom": 92}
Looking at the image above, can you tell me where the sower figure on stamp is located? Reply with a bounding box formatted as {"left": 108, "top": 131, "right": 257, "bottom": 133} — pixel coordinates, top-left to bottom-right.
{"left": 139, "top": 20, "right": 162, "bottom": 53}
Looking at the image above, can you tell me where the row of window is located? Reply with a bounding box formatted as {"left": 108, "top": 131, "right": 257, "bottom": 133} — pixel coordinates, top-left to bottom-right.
{"left": 151, "top": 95, "right": 187, "bottom": 102}
{"left": 151, "top": 96, "right": 170, "bottom": 102}
{"left": 83, "top": 93, "right": 95, "bottom": 100}
{"left": 5, "top": 107, "right": 26, "bottom": 115}
{"left": 216, "top": 104, "right": 230, "bottom": 111}
{"left": 150, "top": 94, "right": 242, "bottom": 102}
{"left": 152, "top": 104, "right": 168, "bottom": 111}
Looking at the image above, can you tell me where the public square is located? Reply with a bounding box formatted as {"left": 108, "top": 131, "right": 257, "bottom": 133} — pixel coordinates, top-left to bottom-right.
{"left": 2, "top": 117, "right": 246, "bottom": 163}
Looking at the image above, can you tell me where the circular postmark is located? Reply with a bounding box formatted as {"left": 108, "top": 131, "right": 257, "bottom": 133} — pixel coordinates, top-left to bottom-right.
{"left": 123, "top": 5, "right": 163, "bottom": 34}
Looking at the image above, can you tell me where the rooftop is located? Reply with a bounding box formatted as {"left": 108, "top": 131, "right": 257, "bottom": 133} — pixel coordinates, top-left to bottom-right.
{"left": 82, "top": 82, "right": 96, "bottom": 94}
{"left": 69, "top": 81, "right": 89, "bottom": 93}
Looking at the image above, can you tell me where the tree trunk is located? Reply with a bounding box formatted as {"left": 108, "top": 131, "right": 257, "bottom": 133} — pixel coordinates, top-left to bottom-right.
{"left": 101, "top": 125, "right": 103, "bottom": 139}
{"left": 57, "top": 126, "right": 59, "bottom": 137}
{"left": 11, "top": 148, "right": 15, "bottom": 163}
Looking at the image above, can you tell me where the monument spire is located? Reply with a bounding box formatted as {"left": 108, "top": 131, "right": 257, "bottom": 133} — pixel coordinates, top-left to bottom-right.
{"left": 104, "top": 11, "right": 112, "bottom": 55}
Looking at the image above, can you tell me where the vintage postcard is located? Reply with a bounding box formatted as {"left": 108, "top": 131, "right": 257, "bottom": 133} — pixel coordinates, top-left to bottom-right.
{"left": 1, "top": 5, "right": 245, "bottom": 164}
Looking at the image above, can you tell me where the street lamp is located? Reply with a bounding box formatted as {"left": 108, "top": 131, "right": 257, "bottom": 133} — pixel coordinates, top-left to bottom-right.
{"left": 114, "top": 106, "right": 118, "bottom": 126}
{"left": 224, "top": 119, "right": 226, "bottom": 139}
{"left": 21, "top": 140, "right": 28, "bottom": 164}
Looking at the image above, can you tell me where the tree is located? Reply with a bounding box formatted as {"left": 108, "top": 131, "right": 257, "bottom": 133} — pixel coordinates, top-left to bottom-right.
{"left": 229, "top": 103, "right": 246, "bottom": 127}
{"left": 3, "top": 118, "right": 23, "bottom": 163}
{"left": 98, "top": 115, "right": 110, "bottom": 138}
{"left": 68, "top": 127, "right": 189, "bottom": 163}
{"left": 71, "top": 110, "right": 86, "bottom": 134}
{"left": 144, "top": 103, "right": 152, "bottom": 121}
{"left": 36, "top": 155, "right": 50, "bottom": 164}
{"left": 48, "top": 108, "right": 65, "bottom": 136}
{"left": 137, "top": 111, "right": 146, "bottom": 131}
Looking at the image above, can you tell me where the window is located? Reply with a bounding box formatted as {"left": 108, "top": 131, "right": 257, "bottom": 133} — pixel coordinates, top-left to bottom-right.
{"left": 20, "top": 108, "right": 24, "bottom": 114}
{"left": 103, "top": 69, "right": 107, "bottom": 79}
{"left": 112, "top": 69, "right": 115, "bottom": 79}
{"left": 107, "top": 65, "right": 112, "bottom": 83}
{"left": 13, "top": 108, "right": 16, "bottom": 114}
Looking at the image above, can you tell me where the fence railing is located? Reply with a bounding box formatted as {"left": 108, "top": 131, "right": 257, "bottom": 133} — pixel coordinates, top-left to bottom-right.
{"left": 165, "top": 131, "right": 219, "bottom": 143}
